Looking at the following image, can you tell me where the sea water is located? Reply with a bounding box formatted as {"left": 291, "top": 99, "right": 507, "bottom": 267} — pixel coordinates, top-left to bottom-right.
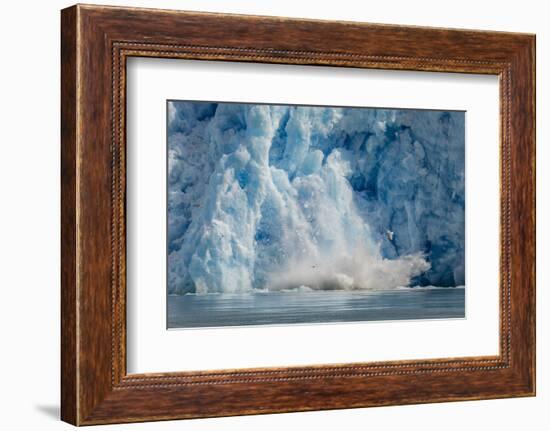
{"left": 167, "top": 287, "right": 465, "bottom": 329}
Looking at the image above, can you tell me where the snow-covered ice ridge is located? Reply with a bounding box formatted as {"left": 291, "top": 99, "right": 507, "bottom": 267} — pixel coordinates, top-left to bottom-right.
{"left": 167, "top": 101, "right": 465, "bottom": 294}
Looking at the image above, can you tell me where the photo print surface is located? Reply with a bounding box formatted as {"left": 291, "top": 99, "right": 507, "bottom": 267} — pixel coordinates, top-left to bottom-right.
{"left": 167, "top": 100, "right": 465, "bottom": 328}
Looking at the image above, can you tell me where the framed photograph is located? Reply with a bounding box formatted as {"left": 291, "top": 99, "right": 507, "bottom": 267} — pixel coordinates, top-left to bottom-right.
{"left": 61, "top": 4, "right": 536, "bottom": 425}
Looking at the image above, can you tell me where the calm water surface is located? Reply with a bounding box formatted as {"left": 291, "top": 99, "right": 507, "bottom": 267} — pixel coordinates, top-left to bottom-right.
{"left": 168, "top": 288, "right": 465, "bottom": 329}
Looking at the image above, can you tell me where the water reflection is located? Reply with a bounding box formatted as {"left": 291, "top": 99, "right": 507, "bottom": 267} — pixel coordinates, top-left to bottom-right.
{"left": 168, "top": 288, "right": 465, "bottom": 329}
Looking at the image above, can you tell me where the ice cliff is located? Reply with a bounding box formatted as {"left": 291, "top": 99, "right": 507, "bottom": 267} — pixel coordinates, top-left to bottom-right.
{"left": 167, "top": 101, "right": 465, "bottom": 294}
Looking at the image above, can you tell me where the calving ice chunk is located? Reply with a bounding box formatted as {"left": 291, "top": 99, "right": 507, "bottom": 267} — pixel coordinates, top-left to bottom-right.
{"left": 167, "top": 101, "right": 465, "bottom": 294}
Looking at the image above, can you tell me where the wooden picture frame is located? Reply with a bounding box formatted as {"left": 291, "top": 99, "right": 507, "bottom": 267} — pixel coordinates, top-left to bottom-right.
{"left": 61, "top": 4, "right": 536, "bottom": 425}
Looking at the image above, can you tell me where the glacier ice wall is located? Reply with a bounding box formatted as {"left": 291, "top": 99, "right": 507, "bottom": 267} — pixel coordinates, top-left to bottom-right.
{"left": 167, "top": 101, "right": 465, "bottom": 294}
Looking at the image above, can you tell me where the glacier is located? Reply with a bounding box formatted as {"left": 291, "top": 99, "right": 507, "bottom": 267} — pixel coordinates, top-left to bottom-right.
{"left": 167, "top": 101, "right": 465, "bottom": 295}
